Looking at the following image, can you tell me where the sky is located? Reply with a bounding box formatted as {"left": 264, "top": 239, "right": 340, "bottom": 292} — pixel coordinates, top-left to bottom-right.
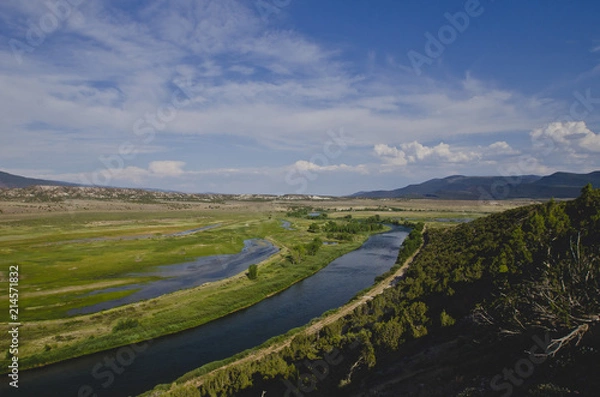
{"left": 1, "top": 0, "right": 600, "bottom": 195}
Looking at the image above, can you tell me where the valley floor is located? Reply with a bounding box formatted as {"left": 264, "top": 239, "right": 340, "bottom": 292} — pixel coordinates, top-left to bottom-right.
{"left": 0, "top": 197, "right": 528, "bottom": 379}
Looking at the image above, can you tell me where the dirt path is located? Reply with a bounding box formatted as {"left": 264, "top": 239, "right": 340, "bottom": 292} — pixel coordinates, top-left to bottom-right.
{"left": 181, "top": 230, "right": 426, "bottom": 391}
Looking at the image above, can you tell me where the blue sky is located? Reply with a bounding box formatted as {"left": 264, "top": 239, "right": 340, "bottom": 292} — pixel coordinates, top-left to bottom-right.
{"left": 1, "top": 0, "right": 599, "bottom": 195}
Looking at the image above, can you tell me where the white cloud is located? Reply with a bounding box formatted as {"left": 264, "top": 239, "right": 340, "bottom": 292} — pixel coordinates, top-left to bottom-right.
{"left": 114, "top": 166, "right": 151, "bottom": 185}
{"left": 373, "top": 144, "right": 408, "bottom": 166}
{"left": 487, "top": 141, "right": 520, "bottom": 155}
{"left": 1, "top": 1, "right": 596, "bottom": 195}
{"left": 291, "top": 160, "right": 368, "bottom": 174}
{"left": 366, "top": 123, "right": 600, "bottom": 181}
{"left": 148, "top": 161, "right": 186, "bottom": 177}
{"left": 404, "top": 141, "right": 480, "bottom": 163}
{"left": 374, "top": 141, "right": 480, "bottom": 168}
{"left": 0, "top": 0, "right": 559, "bottom": 161}
{"left": 531, "top": 121, "right": 600, "bottom": 154}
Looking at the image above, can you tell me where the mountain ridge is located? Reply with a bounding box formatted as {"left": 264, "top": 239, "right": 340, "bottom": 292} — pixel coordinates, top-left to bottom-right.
{"left": 351, "top": 171, "right": 600, "bottom": 200}
{"left": 0, "top": 170, "right": 80, "bottom": 189}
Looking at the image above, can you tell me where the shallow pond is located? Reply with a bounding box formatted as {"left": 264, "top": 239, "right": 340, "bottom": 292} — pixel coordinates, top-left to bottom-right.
{"left": 69, "top": 238, "right": 279, "bottom": 315}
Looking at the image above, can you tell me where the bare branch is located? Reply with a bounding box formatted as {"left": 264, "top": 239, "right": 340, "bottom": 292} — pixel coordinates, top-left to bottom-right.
{"left": 545, "top": 324, "right": 589, "bottom": 357}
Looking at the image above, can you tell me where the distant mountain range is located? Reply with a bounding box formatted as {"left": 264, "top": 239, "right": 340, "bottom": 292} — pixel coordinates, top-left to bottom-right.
{"left": 0, "top": 171, "right": 80, "bottom": 189}
{"left": 3, "top": 169, "right": 600, "bottom": 200}
{"left": 351, "top": 171, "right": 600, "bottom": 200}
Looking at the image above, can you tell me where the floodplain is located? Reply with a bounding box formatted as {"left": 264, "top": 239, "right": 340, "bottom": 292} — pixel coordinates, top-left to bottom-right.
{"left": 0, "top": 196, "right": 529, "bottom": 371}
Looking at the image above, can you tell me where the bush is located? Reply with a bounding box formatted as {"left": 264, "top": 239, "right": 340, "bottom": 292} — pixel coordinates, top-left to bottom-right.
{"left": 307, "top": 223, "right": 320, "bottom": 233}
{"left": 440, "top": 310, "right": 456, "bottom": 327}
{"left": 112, "top": 318, "right": 140, "bottom": 333}
{"left": 167, "top": 384, "right": 201, "bottom": 397}
{"left": 247, "top": 264, "right": 258, "bottom": 280}
{"left": 305, "top": 237, "right": 322, "bottom": 256}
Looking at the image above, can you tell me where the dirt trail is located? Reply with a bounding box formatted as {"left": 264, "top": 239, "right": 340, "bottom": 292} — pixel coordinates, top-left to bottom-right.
{"left": 180, "top": 230, "right": 426, "bottom": 391}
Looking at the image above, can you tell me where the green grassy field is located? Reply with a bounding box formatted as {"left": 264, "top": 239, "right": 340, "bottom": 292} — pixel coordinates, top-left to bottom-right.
{"left": 1, "top": 215, "right": 270, "bottom": 321}
{"left": 0, "top": 203, "right": 378, "bottom": 371}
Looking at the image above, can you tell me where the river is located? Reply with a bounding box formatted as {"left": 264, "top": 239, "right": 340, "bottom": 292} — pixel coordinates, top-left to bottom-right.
{"left": 3, "top": 226, "right": 409, "bottom": 397}
{"left": 69, "top": 238, "right": 279, "bottom": 315}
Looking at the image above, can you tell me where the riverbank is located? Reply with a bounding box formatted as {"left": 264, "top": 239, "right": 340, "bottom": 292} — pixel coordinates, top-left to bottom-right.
{"left": 0, "top": 195, "right": 484, "bottom": 391}
{"left": 140, "top": 226, "right": 425, "bottom": 396}
{"left": 0, "top": 218, "right": 376, "bottom": 373}
{"left": 0, "top": 225, "right": 410, "bottom": 397}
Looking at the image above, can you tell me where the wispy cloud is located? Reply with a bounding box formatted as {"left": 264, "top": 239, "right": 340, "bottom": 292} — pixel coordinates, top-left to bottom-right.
{"left": 0, "top": 1, "right": 598, "bottom": 194}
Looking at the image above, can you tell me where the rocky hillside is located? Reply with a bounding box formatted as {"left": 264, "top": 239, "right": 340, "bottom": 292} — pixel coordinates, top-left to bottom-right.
{"left": 0, "top": 185, "right": 331, "bottom": 203}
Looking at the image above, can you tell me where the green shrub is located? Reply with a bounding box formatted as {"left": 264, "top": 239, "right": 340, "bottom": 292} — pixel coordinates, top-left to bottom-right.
{"left": 247, "top": 264, "right": 258, "bottom": 280}
{"left": 440, "top": 310, "right": 456, "bottom": 327}
{"left": 112, "top": 318, "right": 140, "bottom": 333}
{"left": 167, "top": 384, "right": 201, "bottom": 397}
